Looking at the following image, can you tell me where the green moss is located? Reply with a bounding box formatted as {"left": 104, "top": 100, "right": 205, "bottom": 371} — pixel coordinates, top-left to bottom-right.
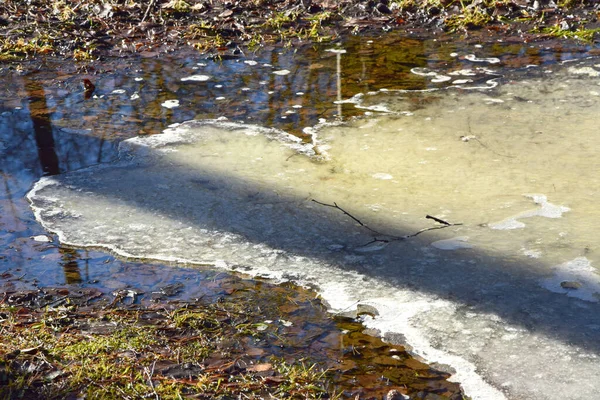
{"left": 51, "top": 0, "right": 77, "bottom": 22}
{"left": 306, "top": 11, "right": 334, "bottom": 41}
{"left": 445, "top": 0, "right": 493, "bottom": 31}
{"left": 264, "top": 10, "right": 301, "bottom": 31}
{"left": 173, "top": 310, "right": 218, "bottom": 330}
{"left": 0, "top": 302, "right": 342, "bottom": 399}
{"left": 163, "top": 0, "right": 192, "bottom": 13}
{"left": 557, "top": 0, "right": 586, "bottom": 7}
{"left": 62, "top": 326, "right": 159, "bottom": 358}
{"left": 178, "top": 339, "right": 212, "bottom": 361}
{"left": 533, "top": 25, "right": 600, "bottom": 41}
{"left": 0, "top": 37, "right": 54, "bottom": 60}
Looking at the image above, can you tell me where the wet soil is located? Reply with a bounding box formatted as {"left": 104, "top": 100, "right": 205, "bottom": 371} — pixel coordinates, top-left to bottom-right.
{"left": 1, "top": 0, "right": 600, "bottom": 63}
{"left": 1, "top": 269, "right": 465, "bottom": 399}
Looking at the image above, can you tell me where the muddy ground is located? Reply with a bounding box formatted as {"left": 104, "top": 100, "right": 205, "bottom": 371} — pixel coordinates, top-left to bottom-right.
{"left": 0, "top": 270, "right": 466, "bottom": 399}
{"left": 1, "top": 0, "right": 600, "bottom": 62}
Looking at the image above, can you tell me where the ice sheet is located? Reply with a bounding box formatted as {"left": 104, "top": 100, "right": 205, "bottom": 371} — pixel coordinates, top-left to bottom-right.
{"left": 540, "top": 257, "right": 600, "bottom": 302}
{"left": 489, "top": 194, "right": 570, "bottom": 230}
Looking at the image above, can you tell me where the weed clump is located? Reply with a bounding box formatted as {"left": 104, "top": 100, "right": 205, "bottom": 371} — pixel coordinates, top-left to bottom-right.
{"left": 0, "top": 0, "right": 598, "bottom": 60}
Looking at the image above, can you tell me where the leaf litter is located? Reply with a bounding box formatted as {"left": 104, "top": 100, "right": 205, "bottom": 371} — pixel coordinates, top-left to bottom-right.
{"left": 0, "top": 269, "right": 466, "bottom": 399}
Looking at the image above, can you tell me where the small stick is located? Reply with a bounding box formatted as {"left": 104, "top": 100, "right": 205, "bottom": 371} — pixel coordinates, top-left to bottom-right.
{"left": 311, "top": 199, "right": 387, "bottom": 237}
{"left": 426, "top": 215, "right": 452, "bottom": 226}
{"left": 465, "top": 117, "right": 514, "bottom": 158}
{"left": 141, "top": 0, "right": 157, "bottom": 24}
{"left": 403, "top": 224, "right": 461, "bottom": 239}
{"left": 144, "top": 361, "right": 159, "bottom": 400}
{"left": 40, "top": 295, "right": 69, "bottom": 308}
{"left": 312, "top": 199, "right": 462, "bottom": 243}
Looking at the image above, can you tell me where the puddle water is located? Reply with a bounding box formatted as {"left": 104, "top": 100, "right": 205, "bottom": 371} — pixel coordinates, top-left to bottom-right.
{"left": 3, "top": 34, "right": 600, "bottom": 399}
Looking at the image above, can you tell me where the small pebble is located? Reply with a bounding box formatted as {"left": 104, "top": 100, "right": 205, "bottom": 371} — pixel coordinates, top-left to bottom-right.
{"left": 386, "top": 389, "right": 409, "bottom": 400}
{"left": 560, "top": 281, "right": 582, "bottom": 290}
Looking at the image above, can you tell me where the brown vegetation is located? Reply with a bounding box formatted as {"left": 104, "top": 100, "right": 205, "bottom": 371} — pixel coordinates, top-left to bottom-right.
{"left": 1, "top": 0, "right": 599, "bottom": 60}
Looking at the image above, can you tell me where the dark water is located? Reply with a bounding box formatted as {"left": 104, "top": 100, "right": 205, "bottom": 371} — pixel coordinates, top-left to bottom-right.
{"left": 2, "top": 31, "right": 597, "bottom": 297}
{"left": 1, "top": 34, "right": 595, "bottom": 289}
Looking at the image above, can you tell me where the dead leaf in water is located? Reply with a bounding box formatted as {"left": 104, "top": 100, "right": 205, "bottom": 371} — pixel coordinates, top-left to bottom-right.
{"left": 245, "top": 347, "right": 265, "bottom": 357}
{"left": 248, "top": 362, "right": 272, "bottom": 372}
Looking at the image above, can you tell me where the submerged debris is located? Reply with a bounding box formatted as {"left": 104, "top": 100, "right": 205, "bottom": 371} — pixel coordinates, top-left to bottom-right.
{"left": 0, "top": 274, "right": 466, "bottom": 399}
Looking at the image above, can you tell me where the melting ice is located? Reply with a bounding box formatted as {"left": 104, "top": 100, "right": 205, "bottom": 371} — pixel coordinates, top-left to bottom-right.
{"left": 28, "top": 60, "right": 600, "bottom": 399}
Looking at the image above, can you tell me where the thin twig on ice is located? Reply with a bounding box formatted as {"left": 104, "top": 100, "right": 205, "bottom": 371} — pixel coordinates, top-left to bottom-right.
{"left": 312, "top": 199, "right": 462, "bottom": 244}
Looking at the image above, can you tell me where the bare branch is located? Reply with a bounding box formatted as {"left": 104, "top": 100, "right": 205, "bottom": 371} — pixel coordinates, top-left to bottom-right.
{"left": 426, "top": 214, "right": 452, "bottom": 226}
{"left": 312, "top": 199, "right": 462, "bottom": 243}
{"left": 311, "top": 199, "right": 388, "bottom": 237}
{"left": 402, "top": 224, "right": 461, "bottom": 239}
{"left": 141, "top": 0, "right": 157, "bottom": 24}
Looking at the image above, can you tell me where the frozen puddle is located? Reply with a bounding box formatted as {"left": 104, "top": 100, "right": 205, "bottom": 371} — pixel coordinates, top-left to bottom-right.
{"left": 28, "top": 60, "right": 600, "bottom": 400}
{"left": 489, "top": 194, "right": 570, "bottom": 230}
{"left": 540, "top": 257, "right": 600, "bottom": 302}
{"left": 431, "top": 236, "right": 473, "bottom": 250}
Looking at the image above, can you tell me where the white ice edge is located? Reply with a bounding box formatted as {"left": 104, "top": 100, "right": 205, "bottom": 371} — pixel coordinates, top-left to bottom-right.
{"left": 23, "top": 192, "right": 508, "bottom": 400}
{"left": 161, "top": 99, "right": 180, "bottom": 108}
{"left": 335, "top": 76, "right": 500, "bottom": 110}
{"left": 464, "top": 54, "right": 501, "bottom": 64}
{"left": 540, "top": 257, "right": 600, "bottom": 302}
{"left": 120, "top": 119, "right": 319, "bottom": 159}
{"left": 489, "top": 194, "right": 570, "bottom": 230}
{"left": 181, "top": 74, "right": 211, "bottom": 82}
{"left": 353, "top": 104, "right": 393, "bottom": 113}
{"left": 25, "top": 124, "right": 506, "bottom": 400}
{"left": 360, "top": 299, "right": 507, "bottom": 400}
{"left": 26, "top": 177, "right": 66, "bottom": 244}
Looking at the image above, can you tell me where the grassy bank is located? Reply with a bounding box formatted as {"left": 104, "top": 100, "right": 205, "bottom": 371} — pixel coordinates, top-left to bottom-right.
{"left": 0, "top": 278, "right": 466, "bottom": 399}
{"left": 1, "top": 0, "right": 599, "bottom": 60}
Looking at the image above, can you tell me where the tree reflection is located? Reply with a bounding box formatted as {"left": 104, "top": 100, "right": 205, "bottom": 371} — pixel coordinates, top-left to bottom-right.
{"left": 0, "top": 73, "right": 121, "bottom": 286}
{"left": 25, "top": 79, "right": 60, "bottom": 176}
{"left": 59, "top": 248, "right": 83, "bottom": 284}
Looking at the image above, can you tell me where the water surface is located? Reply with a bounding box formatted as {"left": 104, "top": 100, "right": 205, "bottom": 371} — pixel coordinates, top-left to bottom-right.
{"left": 3, "top": 34, "right": 600, "bottom": 400}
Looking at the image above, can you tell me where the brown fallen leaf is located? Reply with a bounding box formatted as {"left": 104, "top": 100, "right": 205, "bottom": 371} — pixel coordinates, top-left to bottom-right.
{"left": 82, "top": 79, "right": 95, "bottom": 91}
{"left": 247, "top": 362, "right": 272, "bottom": 372}
{"left": 263, "top": 376, "right": 285, "bottom": 385}
{"left": 245, "top": 347, "right": 265, "bottom": 357}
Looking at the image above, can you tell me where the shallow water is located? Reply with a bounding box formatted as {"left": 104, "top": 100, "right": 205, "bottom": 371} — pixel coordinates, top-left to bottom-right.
{"left": 3, "top": 35, "right": 600, "bottom": 399}
{"left": 4, "top": 33, "right": 584, "bottom": 293}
